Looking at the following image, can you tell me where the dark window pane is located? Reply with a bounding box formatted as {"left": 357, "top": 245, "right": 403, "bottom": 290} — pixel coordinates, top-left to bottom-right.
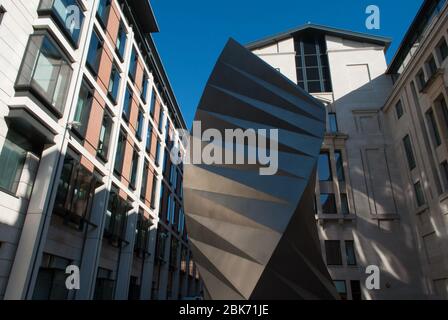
{"left": 345, "top": 240, "right": 357, "bottom": 266}
{"left": 305, "top": 55, "right": 318, "bottom": 67}
{"left": 427, "top": 55, "right": 438, "bottom": 77}
{"left": 403, "top": 135, "right": 416, "bottom": 170}
{"left": 116, "top": 23, "right": 127, "bottom": 59}
{"left": 395, "top": 100, "right": 404, "bottom": 119}
{"left": 303, "top": 37, "right": 317, "bottom": 54}
{"left": 426, "top": 109, "right": 441, "bottom": 146}
{"left": 335, "top": 150, "right": 345, "bottom": 182}
{"left": 114, "top": 131, "right": 126, "bottom": 174}
{"left": 437, "top": 38, "right": 448, "bottom": 62}
{"left": 318, "top": 152, "right": 332, "bottom": 181}
{"left": 96, "top": 0, "right": 111, "bottom": 28}
{"left": 414, "top": 181, "right": 426, "bottom": 207}
{"left": 306, "top": 67, "right": 320, "bottom": 81}
{"left": 122, "top": 86, "right": 132, "bottom": 121}
{"left": 129, "top": 48, "right": 138, "bottom": 81}
{"left": 351, "top": 280, "right": 362, "bottom": 300}
{"left": 0, "top": 132, "right": 28, "bottom": 193}
{"left": 86, "top": 30, "right": 102, "bottom": 75}
{"left": 440, "top": 161, "right": 448, "bottom": 191}
{"left": 97, "top": 111, "right": 113, "bottom": 160}
{"left": 136, "top": 109, "right": 144, "bottom": 140}
{"left": 141, "top": 74, "right": 148, "bottom": 102}
{"left": 108, "top": 64, "right": 120, "bottom": 104}
{"left": 130, "top": 149, "right": 139, "bottom": 189}
{"left": 325, "top": 241, "right": 342, "bottom": 265}
{"left": 72, "top": 79, "right": 93, "bottom": 138}
{"left": 340, "top": 193, "right": 349, "bottom": 215}
{"left": 320, "top": 194, "right": 337, "bottom": 214}
{"left": 307, "top": 81, "right": 322, "bottom": 93}
{"left": 141, "top": 161, "right": 149, "bottom": 200}
{"left": 333, "top": 280, "right": 347, "bottom": 300}
{"left": 296, "top": 67, "right": 304, "bottom": 81}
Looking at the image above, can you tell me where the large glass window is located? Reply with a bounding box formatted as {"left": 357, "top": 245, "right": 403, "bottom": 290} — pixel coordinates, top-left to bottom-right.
{"left": 325, "top": 240, "right": 342, "bottom": 265}
{"left": 104, "top": 187, "right": 129, "bottom": 243}
{"left": 440, "top": 161, "right": 448, "bottom": 191}
{"left": 86, "top": 29, "right": 102, "bottom": 76}
{"left": 155, "top": 138, "right": 161, "bottom": 166}
{"left": 108, "top": 63, "right": 120, "bottom": 104}
{"left": 150, "top": 175, "right": 158, "bottom": 209}
{"left": 426, "top": 55, "right": 438, "bottom": 78}
{"left": 97, "top": 110, "right": 113, "bottom": 161}
{"left": 53, "top": 155, "right": 97, "bottom": 228}
{"left": 345, "top": 240, "right": 357, "bottom": 266}
{"left": 294, "top": 34, "right": 332, "bottom": 93}
{"left": 146, "top": 124, "right": 153, "bottom": 152}
{"left": 403, "top": 135, "right": 417, "bottom": 170}
{"left": 16, "top": 33, "right": 73, "bottom": 116}
{"left": 426, "top": 108, "right": 442, "bottom": 147}
{"left": 72, "top": 79, "right": 93, "bottom": 138}
{"left": 114, "top": 130, "right": 126, "bottom": 174}
{"left": 116, "top": 22, "right": 127, "bottom": 60}
{"left": 335, "top": 150, "right": 345, "bottom": 182}
{"left": 94, "top": 268, "right": 115, "bottom": 300}
{"left": 149, "top": 89, "right": 156, "bottom": 117}
{"left": 351, "top": 280, "right": 362, "bottom": 300}
{"left": 96, "top": 0, "right": 111, "bottom": 28}
{"left": 417, "top": 69, "right": 426, "bottom": 91}
{"left": 0, "top": 131, "right": 30, "bottom": 194}
{"left": 320, "top": 193, "right": 336, "bottom": 214}
{"left": 38, "top": 0, "right": 84, "bottom": 46}
{"left": 340, "top": 193, "right": 349, "bottom": 215}
{"left": 32, "top": 254, "right": 70, "bottom": 300}
{"left": 134, "top": 211, "right": 151, "bottom": 254}
{"left": 318, "top": 152, "right": 332, "bottom": 181}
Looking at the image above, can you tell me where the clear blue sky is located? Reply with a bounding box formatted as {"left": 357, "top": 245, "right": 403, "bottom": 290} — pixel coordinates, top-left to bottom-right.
{"left": 151, "top": 0, "right": 423, "bottom": 127}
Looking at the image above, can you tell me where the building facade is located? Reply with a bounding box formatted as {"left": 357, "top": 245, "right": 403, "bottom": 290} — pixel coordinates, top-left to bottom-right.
{"left": 247, "top": 2, "right": 448, "bottom": 299}
{"left": 383, "top": 0, "right": 448, "bottom": 299}
{"left": 0, "top": 0, "right": 200, "bottom": 300}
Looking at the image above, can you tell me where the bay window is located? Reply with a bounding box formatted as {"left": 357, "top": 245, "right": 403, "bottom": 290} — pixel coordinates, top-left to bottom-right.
{"left": 15, "top": 32, "right": 73, "bottom": 116}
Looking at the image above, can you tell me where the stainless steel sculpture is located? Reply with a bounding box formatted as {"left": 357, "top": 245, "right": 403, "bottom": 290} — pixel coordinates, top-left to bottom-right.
{"left": 183, "top": 39, "right": 338, "bottom": 300}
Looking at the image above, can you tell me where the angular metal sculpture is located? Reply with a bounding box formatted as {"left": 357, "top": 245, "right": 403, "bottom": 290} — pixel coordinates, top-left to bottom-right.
{"left": 183, "top": 39, "right": 338, "bottom": 300}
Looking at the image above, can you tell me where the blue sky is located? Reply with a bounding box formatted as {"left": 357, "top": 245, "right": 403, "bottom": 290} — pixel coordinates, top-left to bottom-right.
{"left": 151, "top": 0, "right": 423, "bottom": 127}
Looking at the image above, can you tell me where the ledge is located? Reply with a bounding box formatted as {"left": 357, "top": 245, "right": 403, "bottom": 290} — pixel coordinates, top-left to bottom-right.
{"left": 370, "top": 213, "right": 401, "bottom": 221}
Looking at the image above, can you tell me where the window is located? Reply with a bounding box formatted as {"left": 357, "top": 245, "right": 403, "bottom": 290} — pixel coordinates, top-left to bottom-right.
{"left": 320, "top": 194, "right": 336, "bottom": 214}
{"left": 53, "top": 156, "right": 97, "bottom": 228}
{"left": 333, "top": 280, "right": 347, "bottom": 300}
{"left": 162, "top": 149, "right": 169, "bottom": 176}
{"left": 96, "top": 0, "right": 111, "bottom": 28}
{"left": 16, "top": 33, "right": 73, "bottom": 116}
{"left": 141, "top": 160, "right": 149, "bottom": 200}
{"left": 417, "top": 69, "right": 426, "bottom": 91}
{"left": 170, "top": 165, "right": 177, "bottom": 187}
{"left": 129, "top": 48, "right": 138, "bottom": 81}
{"left": 149, "top": 89, "right": 156, "bottom": 116}
{"left": 437, "top": 96, "right": 448, "bottom": 131}
{"left": 414, "top": 181, "right": 426, "bottom": 207}
{"left": 114, "top": 130, "right": 126, "bottom": 174}
{"left": 128, "top": 276, "right": 140, "bottom": 300}
{"left": 395, "top": 100, "right": 404, "bottom": 119}
{"left": 135, "top": 211, "right": 151, "bottom": 254}
{"left": 158, "top": 183, "right": 165, "bottom": 217}
{"left": 426, "top": 55, "right": 438, "bottom": 78}
{"left": 350, "top": 280, "right": 362, "bottom": 300}
{"left": 94, "top": 267, "right": 115, "bottom": 300}
{"left": 403, "top": 135, "right": 416, "bottom": 170}
{"left": 150, "top": 176, "right": 158, "bottom": 209}
{"left": 146, "top": 124, "right": 153, "bottom": 152}
{"left": 178, "top": 209, "right": 185, "bottom": 234}
{"left": 38, "top": 0, "right": 84, "bottom": 46}
{"left": 72, "top": 79, "right": 93, "bottom": 138}
{"left": 0, "top": 130, "right": 33, "bottom": 194}
{"left": 136, "top": 108, "right": 144, "bottom": 140}
{"left": 335, "top": 150, "right": 345, "bottom": 182}
{"left": 437, "top": 38, "right": 448, "bottom": 63}
{"left": 32, "top": 254, "right": 70, "bottom": 300}
{"left": 340, "top": 193, "right": 349, "bottom": 215}
{"left": 108, "top": 63, "right": 120, "bottom": 104}
{"left": 166, "top": 194, "right": 173, "bottom": 223}
{"left": 318, "top": 152, "right": 332, "bottom": 181}
{"left": 97, "top": 110, "right": 113, "bottom": 161}
{"left": 129, "top": 149, "right": 139, "bottom": 190}
{"left": 86, "top": 29, "right": 102, "bottom": 76}
{"left": 158, "top": 111, "right": 165, "bottom": 132}
{"left": 325, "top": 240, "right": 342, "bottom": 265}
{"left": 141, "top": 74, "right": 149, "bottom": 102}
{"left": 122, "top": 86, "right": 132, "bottom": 122}
{"left": 155, "top": 138, "right": 161, "bottom": 166}
{"left": 328, "top": 112, "right": 338, "bottom": 133}
{"left": 294, "top": 34, "right": 332, "bottom": 93}
{"left": 104, "top": 188, "right": 129, "bottom": 243}
{"left": 426, "top": 108, "right": 442, "bottom": 146}
{"left": 345, "top": 240, "right": 357, "bottom": 266}
{"left": 440, "top": 161, "right": 448, "bottom": 191}
{"left": 116, "top": 23, "right": 127, "bottom": 60}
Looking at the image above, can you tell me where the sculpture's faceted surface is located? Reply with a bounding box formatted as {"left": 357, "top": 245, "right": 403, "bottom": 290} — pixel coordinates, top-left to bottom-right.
{"left": 183, "top": 39, "right": 338, "bottom": 300}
